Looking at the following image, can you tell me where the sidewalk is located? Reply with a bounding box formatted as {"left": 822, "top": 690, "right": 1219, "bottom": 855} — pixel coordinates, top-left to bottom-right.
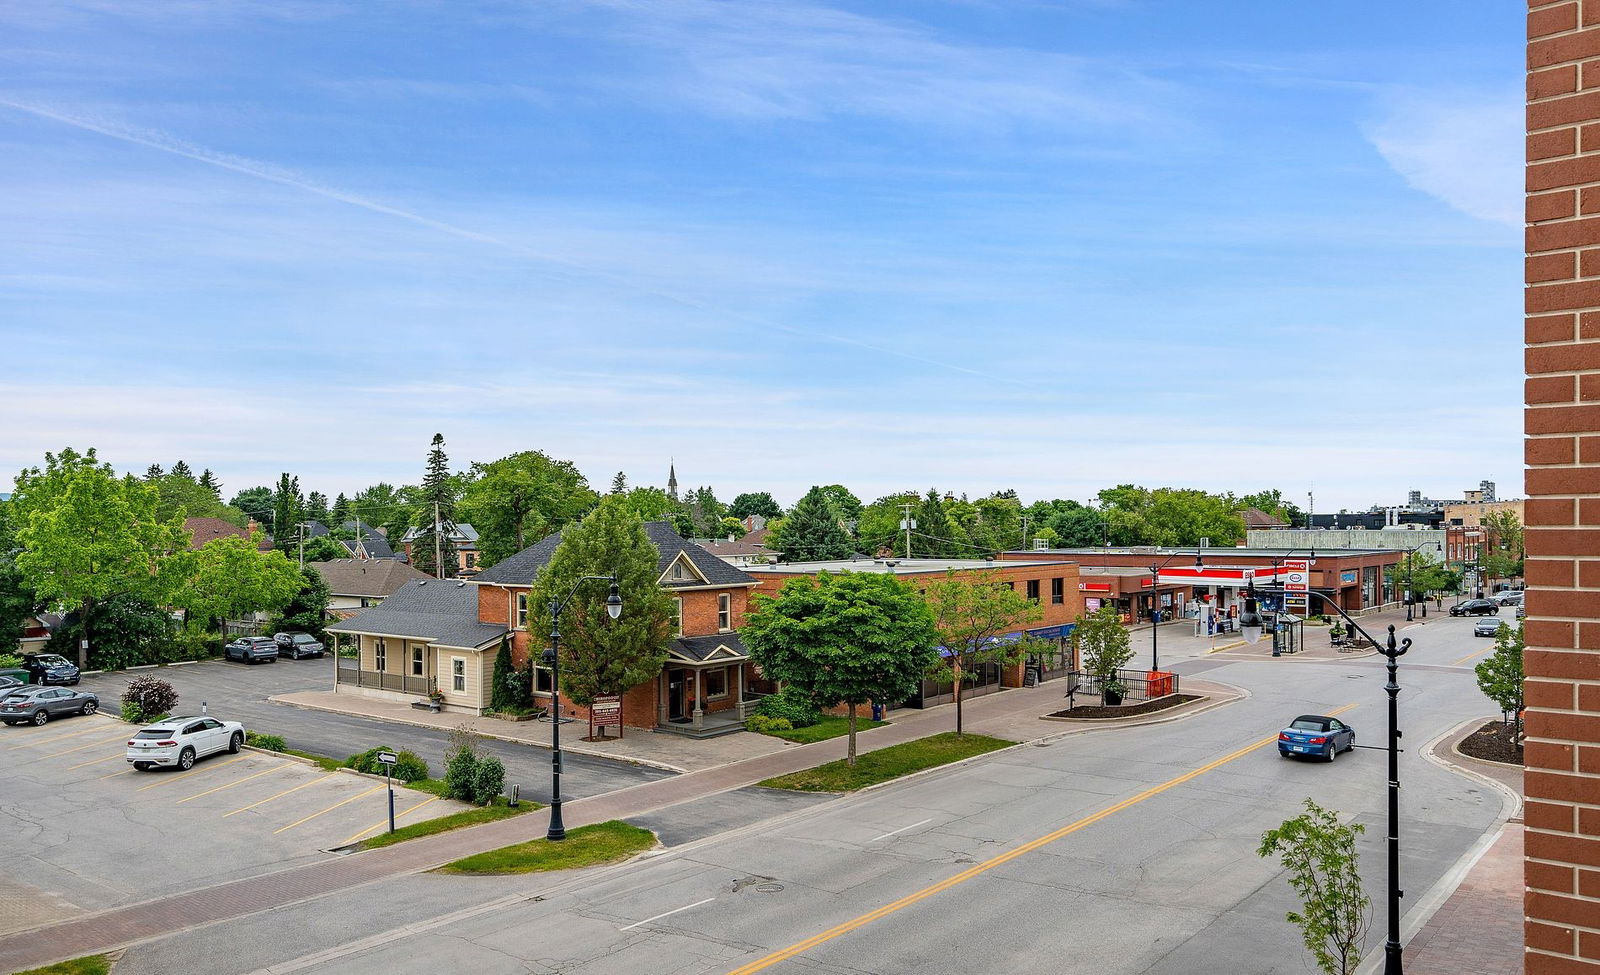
{"left": 0, "top": 675, "right": 1240, "bottom": 972}
{"left": 270, "top": 690, "right": 789, "bottom": 773}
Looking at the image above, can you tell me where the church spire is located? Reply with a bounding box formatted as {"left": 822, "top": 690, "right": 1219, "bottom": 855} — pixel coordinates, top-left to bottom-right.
{"left": 668, "top": 460, "right": 679, "bottom": 500}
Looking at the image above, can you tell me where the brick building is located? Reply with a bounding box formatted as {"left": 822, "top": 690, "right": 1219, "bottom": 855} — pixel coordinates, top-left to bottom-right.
{"left": 744, "top": 557, "right": 1084, "bottom": 705}
{"left": 1525, "top": 5, "right": 1600, "bottom": 971}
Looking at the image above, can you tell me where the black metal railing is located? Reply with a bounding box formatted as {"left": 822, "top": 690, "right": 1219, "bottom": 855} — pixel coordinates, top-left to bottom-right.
{"left": 1068, "top": 668, "right": 1181, "bottom": 703}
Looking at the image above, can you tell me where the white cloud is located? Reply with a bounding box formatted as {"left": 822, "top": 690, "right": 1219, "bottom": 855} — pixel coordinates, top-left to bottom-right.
{"left": 1365, "top": 88, "right": 1522, "bottom": 227}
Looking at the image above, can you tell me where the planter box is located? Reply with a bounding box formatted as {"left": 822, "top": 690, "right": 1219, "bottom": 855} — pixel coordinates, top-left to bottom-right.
{"left": 410, "top": 701, "right": 442, "bottom": 713}
{"left": 485, "top": 710, "right": 539, "bottom": 722}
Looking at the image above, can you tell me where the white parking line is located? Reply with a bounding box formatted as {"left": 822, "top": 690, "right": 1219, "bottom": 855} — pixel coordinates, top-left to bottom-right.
{"left": 619, "top": 897, "right": 717, "bottom": 932}
{"left": 867, "top": 819, "right": 933, "bottom": 843}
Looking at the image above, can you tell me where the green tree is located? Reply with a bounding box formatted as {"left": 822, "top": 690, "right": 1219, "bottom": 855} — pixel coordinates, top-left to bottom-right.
{"left": 1237, "top": 489, "right": 1305, "bottom": 527}
{"left": 489, "top": 636, "right": 518, "bottom": 712}
{"left": 684, "top": 485, "right": 727, "bottom": 536}
{"left": 729, "top": 491, "right": 782, "bottom": 520}
{"left": 743, "top": 571, "right": 939, "bottom": 765}
{"left": 610, "top": 471, "right": 627, "bottom": 494}
{"left": 411, "top": 434, "right": 458, "bottom": 578}
{"left": 855, "top": 492, "right": 921, "bottom": 556}
{"left": 230, "top": 486, "right": 275, "bottom": 527}
{"left": 618, "top": 486, "right": 679, "bottom": 522}
{"left": 299, "top": 535, "right": 349, "bottom": 564}
{"left": 458, "top": 451, "right": 597, "bottom": 565}
{"left": 1257, "top": 799, "right": 1371, "bottom": 975}
{"left": 330, "top": 493, "right": 351, "bottom": 527}
{"left": 914, "top": 489, "right": 956, "bottom": 557}
{"left": 46, "top": 594, "right": 175, "bottom": 671}
{"left": 1075, "top": 606, "right": 1133, "bottom": 688}
{"left": 10, "top": 448, "right": 187, "bottom": 667}
{"left": 165, "top": 535, "right": 303, "bottom": 631}
{"left": 1098, "top": 484, "right": 1245, "bottom": 546}
{"left": 772, "top": 486, "right": 854, "bottom": 561}
{"left": 925, "top": 570, "right": 1043, "bottom": 734}
{"left": 272, "top": 473, "right": 303, "bottom": 549}
{"left": 305, "top": 491, "right": 331, "bottom": 524}
{"left": 1025, "top": 499, "right": 1104, "bottom": 547}
{"left": 716, "top": 516, "right": 747, "bottom": 539}
{"left": 1475, "top": 620, "right": 1524, "bottom": 729}
{"left": 198, "top": 469, "right": 221, "bottom": 495}
{"left": 267, "top": 566, "right": 332, "bottom": 640}
{"left": 1479, "top": 510, "right": 1525, "bottom": 586}
{"left": 144, "top": 463, "right": 164, "bottom": 481}
{"left": 816, "top": 485, "right": 863, "bottom": 525}
{"left": 0, "top": 501, "right": 38, "bottom": 654}
{"left": 154, "top": 466, "right": 241, "bottom": 524}
{"left": 527, "top": 497, "right": 675, "bottom": 718}
{"left": 353, "top": 482, "right": 410, "bottom": 542}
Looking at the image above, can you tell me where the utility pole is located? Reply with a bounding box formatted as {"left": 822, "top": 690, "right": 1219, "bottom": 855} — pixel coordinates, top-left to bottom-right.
{"left": 898, "top": 503, "right": 915, "bottom": 559}
{"left": 1021, "top": 515, "right": 1031, "bottom": 552}
{"left": 433, "top": 501, "right": 444, "bottom": 580}
{"left": 298, "top": 522, "right": 306, "bottom": 569}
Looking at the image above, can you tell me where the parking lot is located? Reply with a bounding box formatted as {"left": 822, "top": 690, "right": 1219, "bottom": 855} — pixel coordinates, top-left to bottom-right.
{"left": 0, "top": 712, "right": 473, "bottom": 937}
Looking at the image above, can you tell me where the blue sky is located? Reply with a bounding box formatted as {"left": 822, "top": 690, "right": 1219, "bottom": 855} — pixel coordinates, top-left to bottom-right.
{"left": 0, "top": 1, "right": 1522, "bottom": 510}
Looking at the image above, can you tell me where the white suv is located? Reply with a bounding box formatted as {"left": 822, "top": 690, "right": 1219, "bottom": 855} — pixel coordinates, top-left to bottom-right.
{"left": 126, "top": 716, "right": 245, "bottom": 771}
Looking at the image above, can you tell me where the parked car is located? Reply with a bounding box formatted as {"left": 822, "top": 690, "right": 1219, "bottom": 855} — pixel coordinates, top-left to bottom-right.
{"left": 1278, "top": 714, "right": 1356, "bottom": 761}
{"left": 1474, "top": 617, "right": 1505, "bottom": 638}
{"left": 21, "top": 653, "right": 81, "bottom": 685}
{"left": 126, "top": 716, "right": 245, "bottom": 771}
{"left": 1494, "top": 590, "right": 1524, "bottom": 606}
{"left": 1449, "top": 599, "right": 1500, "bottom": 617}
{"left": 273, "top": 632, "right": 325, "bottom": 660}
{"left": 1, "top": 686, "right": 100, "bottom": 726}
{"left": 0, "top": 675, "right": 25, "bottom": 695}
{"left": 1516, "top": 605, "right": 1527, "bottom": 619}
{"left": 224, "top": 636, "right": 279, "bottom": 664}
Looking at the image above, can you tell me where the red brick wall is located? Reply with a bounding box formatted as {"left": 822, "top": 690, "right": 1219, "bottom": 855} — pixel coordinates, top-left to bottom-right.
{"left": 1527, "top": 4, "right": 1600, "bottom": 971}
{"left": 745, "top": 562, "right": 1084, "bottom": 629}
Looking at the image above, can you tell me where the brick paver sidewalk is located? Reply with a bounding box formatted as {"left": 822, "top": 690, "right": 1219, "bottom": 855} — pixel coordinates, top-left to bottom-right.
{"left": 4, "top": 676, "right": 1221, "bottom": 972}
{"left": 1405, "top": 822, "right": 1524, "bottom": 975}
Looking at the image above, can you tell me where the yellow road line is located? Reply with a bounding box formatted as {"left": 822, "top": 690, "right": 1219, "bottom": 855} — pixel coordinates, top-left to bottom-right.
{"left": 273, "top": 785, "right": 384, "bottom": 835}
{"left": 222, "top": 772, "right": 339, "bottom": 818}
{"left": 341, "top": 794, "right": 441, "bottom": 846}
{"left": 67, "top": 751, "right": 127, "bottom": 771}
{"left": 727, "top": 702, "right": 1359, "bottom": 975}
{"left": 98, "top": 768, "right": 134, "bottom": 780}
{"left": 6, "top": 722, "right": 114, "bottom": 749}
{"left": 134, "top": 755, "right": 247, "bottom": 792}
{"left": 1451, "top": 648, "right": 1491, "bottom": 666}
{"left": 41, "top": 733, "right": 135, "bottom": 760}
{"left": 177, "top": 763, "right": 291, "bottom": 804}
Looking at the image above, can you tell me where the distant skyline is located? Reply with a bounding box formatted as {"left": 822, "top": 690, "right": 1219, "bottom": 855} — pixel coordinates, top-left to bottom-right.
{"left": 1, "top": 2, "right": 1522, "bottom": 511}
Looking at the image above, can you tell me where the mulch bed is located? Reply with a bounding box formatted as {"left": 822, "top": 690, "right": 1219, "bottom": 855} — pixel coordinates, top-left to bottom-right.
{"left": 1048, "top": 694, "right": 1202, "bottom": 720}
{"left": 1457, "top": 719, "right": 1523, "bottom": 766}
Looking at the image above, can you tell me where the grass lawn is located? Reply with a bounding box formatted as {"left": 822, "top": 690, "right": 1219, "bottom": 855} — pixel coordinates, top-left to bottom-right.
{"left": 765, "top": 715, "right": 886, "bottom": 745}
{"left": 435, "top": 820, "right": 655, "bottom": 875}
{"left": 12, "top": 955, "right": 113, "bottom": 975}
{"left": 758, "top": 732, "right": 1015, "bottom": 792}
{"left": 354, "top": 797, "right": 535, "bottom": 851}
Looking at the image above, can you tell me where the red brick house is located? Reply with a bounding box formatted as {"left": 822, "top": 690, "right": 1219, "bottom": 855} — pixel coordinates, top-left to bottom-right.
{"left": 469, "top": 521, "right": 763, "bottom": 736}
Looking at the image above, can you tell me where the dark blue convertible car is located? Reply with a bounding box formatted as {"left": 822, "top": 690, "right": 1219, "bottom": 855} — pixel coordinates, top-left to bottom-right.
{"left": 1278, "top": 714, "right": 1355, "bottom": 761}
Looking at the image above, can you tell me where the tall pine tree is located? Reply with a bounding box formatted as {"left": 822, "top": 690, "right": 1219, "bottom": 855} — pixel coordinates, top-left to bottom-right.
{"left": 272, "top": 474, "right": 303, "bottom": 552}
{"left": 773, "top": 486, "right": 855, "bottom": 561}
{"left": 412, "top": 434, "right": 458, "bottom": 578}
{"left": 197, "top": 469, "right": 220, "bottom": 496}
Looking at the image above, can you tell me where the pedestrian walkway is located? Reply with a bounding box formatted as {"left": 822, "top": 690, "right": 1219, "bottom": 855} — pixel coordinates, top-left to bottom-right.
{"left": 0, "top": 675, "right": 1239, "bottom": 973}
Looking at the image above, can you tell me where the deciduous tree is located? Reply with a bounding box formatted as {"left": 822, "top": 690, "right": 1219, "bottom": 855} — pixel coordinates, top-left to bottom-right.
{"left": 1475, "top": 620, "right": 1524, "bottom": 732}
{"left": 1257, "top": 799, "right": 1371, "bottom": 975}
{"left": 729, "top": 491, "right": 782, "bottom": 520}
{"left": 459, "top": 451, "right": 597, "bottom": 565}
{"left": 924, "top": 570, "right": 1043, "bottom": 734}
{"left": 1075, "top": 606, "right": 1132, "bottom": 689}
{"left": 165, "top": 535, "right": 303, "bottom": 631}
{"left": 742, "top": 571, "right": 938, "bottom": 765}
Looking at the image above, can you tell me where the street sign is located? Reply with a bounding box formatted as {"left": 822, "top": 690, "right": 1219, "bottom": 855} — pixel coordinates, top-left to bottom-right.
{"left": 376, "top": 750, "right": 398, "bottom": 766}
{"left": 1283, "top": 559, "right": 1310, "bottom": 593}
{"left": 591, "top": 696, "right": 622, "bottom": 729}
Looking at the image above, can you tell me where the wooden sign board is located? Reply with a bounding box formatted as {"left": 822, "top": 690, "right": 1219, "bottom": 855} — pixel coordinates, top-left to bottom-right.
{"left": 591, "top": 695, "right": 622, "bottom": 728}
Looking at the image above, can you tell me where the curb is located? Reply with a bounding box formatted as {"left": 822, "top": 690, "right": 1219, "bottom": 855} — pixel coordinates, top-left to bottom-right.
{"left": 243, "top": 745, "right": 322, "bottom": 766}
{"left": 1037, "top": 695, "right": 1212, "bottom": 725}
{"left": 1205, "top": 640, "right": 1248, "bottom": 654}
{"left": 266, "top": 696, "right": 689, "bottom": 775}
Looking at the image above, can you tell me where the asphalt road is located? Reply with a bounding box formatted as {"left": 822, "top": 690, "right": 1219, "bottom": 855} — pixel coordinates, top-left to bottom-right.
{"left": 109, "top": 610, "right": 1515, "bottom": 975}
{"left": 79, "top": 659, "right": 673, "bottom": 804}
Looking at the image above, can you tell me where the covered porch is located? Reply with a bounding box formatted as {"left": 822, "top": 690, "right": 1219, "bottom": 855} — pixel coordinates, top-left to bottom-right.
{"left": 656, "top": 634, "right": 763, "bottom": 738}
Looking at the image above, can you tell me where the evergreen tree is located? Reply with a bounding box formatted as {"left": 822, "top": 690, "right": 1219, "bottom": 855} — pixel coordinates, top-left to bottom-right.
{"left": 527, "top": 496, "right": 675, "bottom": 726}
{"left": 273, "top": 474, "right": 303, "bottom": 550}
{"left": 772, "top": 487, "right": 854, "bottom": 561}
{"left": 490, "top": 636, "right": 517, "bottom": 712}
{"left": 144, "top": 463, "right": 164, "bottom": 481}
{"left": 611, "top": 471, "right": 627, "bottom": 494}
{"left": 330, "top": 493, "right": 351, "bottom": 526}
{"left": 305, "top": 491, "right": 331, "bottom": 524}
{"left": 170, "top": 460, "right": 194, "bottom": 481}
{"left": 914, "top": 489, "right": 955, "bottom": 557}
{"left": 198, "top": 469, "right": 220, "bottom": 496}
{"left": 412, "top": 434, "right": 458, "bottom": 577}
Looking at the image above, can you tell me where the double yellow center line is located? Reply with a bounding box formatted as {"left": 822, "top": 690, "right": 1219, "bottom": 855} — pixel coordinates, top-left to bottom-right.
{"left": 728, "top": 703, "right": 1359, "bottom": 975}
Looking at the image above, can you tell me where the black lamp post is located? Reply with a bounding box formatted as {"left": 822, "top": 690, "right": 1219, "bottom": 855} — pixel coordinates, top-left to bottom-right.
{"left": 541, "top": 573, "right": 622, "bottom": 842}
{"left": 1402, "top": 541, "right": 1443, "bottom": 623}
{"left": 1240, "top": 586, "right": 1410, "bottom": 975}
{"left": 1148, "top": 551, "right": 1204, "bottom": 672}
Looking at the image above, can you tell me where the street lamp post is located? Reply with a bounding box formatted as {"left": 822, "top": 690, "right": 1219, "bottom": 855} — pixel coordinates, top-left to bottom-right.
{"left": 1402, "top": 541, "right": 1443, "bottom": 623}
{"left": 1240, "top": 587, "right": 1410, "bottom": 975}
{"left": 541, "top": 573, "right": 623, "bottom": 842}
{"left": 1148, "top": 551, "right": 1204, "bottom": 672}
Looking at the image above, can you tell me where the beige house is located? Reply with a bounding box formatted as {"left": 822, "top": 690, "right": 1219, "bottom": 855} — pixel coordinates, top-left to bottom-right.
{"left": 311, "top": 559, "right": 433, "bottom": 619}
{"left": 326, "top": 578, "right": 508, "bottom": 711}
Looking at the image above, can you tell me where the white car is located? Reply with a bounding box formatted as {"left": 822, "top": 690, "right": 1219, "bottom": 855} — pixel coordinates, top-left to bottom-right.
{"left": 126, "top": 716, "right": 245, "bottom": 771}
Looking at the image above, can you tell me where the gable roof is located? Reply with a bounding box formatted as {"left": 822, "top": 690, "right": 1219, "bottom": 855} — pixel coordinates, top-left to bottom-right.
{"left": 310, "top": 559, "right": 432, "bottom": 598}
{"left": 1240, "top": 507, "right": 1289, "bottom": 529}
{"left": 326, "top": 578, "right": 507, "bottom": 649}
{"left": 696, "top": 538, "right": 780, "bottom": 561}
{"left": 668, "top": 633, "right": 749, "bottom": 663}
{"left": 340, "top": 525, "right": 398, "bottom": 560}
{"left": 184, "top": 517, "right": 271, "bottom": 552}
{"left": 472, "top": 521, "right": 758, "bottom": 588}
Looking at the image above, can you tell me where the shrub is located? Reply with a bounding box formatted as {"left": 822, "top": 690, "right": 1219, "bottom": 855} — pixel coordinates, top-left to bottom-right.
{"left": 393, "top": 751, "right": 430, "bottom": 783}
{"left": 444, "top": 725, "right": 482, "bottom": 802}
{"left": 121, "top": 676, "right": 178, "bottom": 723}
{"left": 471, "top": 755, "right": 506, "bottom": 806}
{"left": 168, "top": 628, "right": 220, "bottom": 662}
{"left": 0, "top": 653, "right": 22, "bottom": 669}
{"left": 755, "top": 687, "right": 822, "bottom": 728}
{"left": 246, "top": 732, "right": 286, "bottom": 752}
{"left": 745, "top": 714, "right": 793, "bottom": 735}
{"left": 343, "top": 746, "right": 430, "bottom": 782}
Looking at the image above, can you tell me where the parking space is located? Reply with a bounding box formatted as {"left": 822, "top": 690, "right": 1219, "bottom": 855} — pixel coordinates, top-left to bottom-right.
{"left": 0, "top": 713, "right": 473, "bottom": 934}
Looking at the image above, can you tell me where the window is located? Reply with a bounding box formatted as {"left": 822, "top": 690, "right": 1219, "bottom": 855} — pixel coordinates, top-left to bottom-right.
{"left": 374, "top": 638, "right": 387, "bottom": 672}
{"left": 672, "top": 597, "right": 684, "bottom": 637}
{"left": 718, "top": 593, "right": 732, "bottom": 631}
{"left": 534, "top": 664, "right": 554, "bottom": 694}
{"left": 465, "top": 552, "right": 477, "bottom": 568}
{"left": 515, "top": 593, "right": 529, "bottom": 630}
{"left": 1026, "top": 579, "right": 1040, "bottom": 602}
{"left": 705, "top": 667, "right": 729, "bottom": 700}
{"left": 671, "top": 560, "right": 688, "bottom": 581}
{"left": 411, "top": 646, "right": 424, "bottom": 677}
{"left": 1051, "top": 577, "right": 1065, "bottom": 605}
{"left": 451, "top": 658, "right": 466, "bottom": 693}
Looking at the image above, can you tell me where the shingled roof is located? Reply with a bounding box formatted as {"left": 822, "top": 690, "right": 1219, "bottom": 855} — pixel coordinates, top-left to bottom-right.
{"left": 310, "top": 559, "right": 431, "bottom": 598}
{"left": 183, "top": 517, "right": 272, "bottom": 552}
{"left": 327, "top": 578, "right": 507, "bottom": 650}
{"left": 472, "top": 521, "right": 758, "bottom": 588}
